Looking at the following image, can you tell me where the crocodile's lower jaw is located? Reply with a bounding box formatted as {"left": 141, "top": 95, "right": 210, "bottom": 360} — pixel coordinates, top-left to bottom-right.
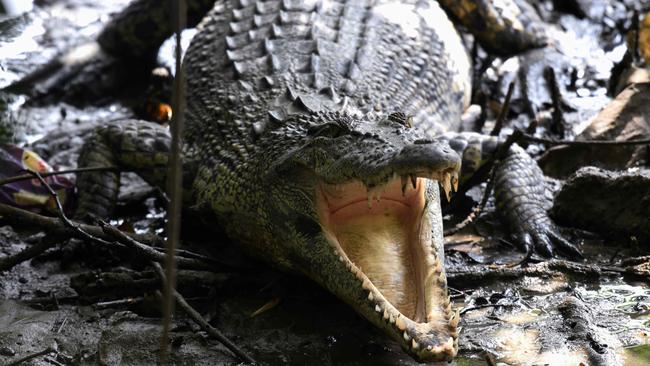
{"left": 317, "top": 176, "right": 459, "bottom": 361}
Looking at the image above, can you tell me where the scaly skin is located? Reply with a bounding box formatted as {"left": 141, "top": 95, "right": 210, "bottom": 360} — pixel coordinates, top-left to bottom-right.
{"left": 67, "top": 0, "right": 577, "bottom": 362}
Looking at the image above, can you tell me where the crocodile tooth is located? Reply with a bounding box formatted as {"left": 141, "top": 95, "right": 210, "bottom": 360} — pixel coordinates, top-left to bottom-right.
{"left": 411, "top": 339, "right": 419, "bottom": 350}
{"left": 410, "top": 175, "right": 417, "bottom": 189}
{"left": 285, "top": 86, "right": 297, "bottom": 101}
{"left": 395, "top": 315, "right": 406, "bottom": 331}
{"left": 451, "top": 171, "right": 459, "bottom": 192}
{"left": 319, "top": 85, "right": 336, "bottom": 98}
{"left": 375, "top": 304, "right": 381, "bottom": 313}
{"left": 368, "top": 292, "right": 374, "bottom": 301}
{"left": 450, "top": 310, "right": 460, "bottom": 328}
{"left": 389, "top": 313, "right": 395, "bottom": 324}
{"left": 442, "top": 172, "right": 452, "bottom": 202}
{"left": 401, "top": 175, "right": 408, "bottom": 196}
{"left": 403, "top": 332, "right": 410, "bottom": 341}
{"left": 362, "top": 278, "right": 372, "bottom": 290}
{"left": 445, "top": 302, "right": 453, "bottom": 315}
{"left": 438, "top": 271, "right": 447, "bottom": 285}
{"left": 383, "top": 309, "right": 389, "bottom": 320}
{"left": 433, "top": 260, "right": 442, "bottom": 274}
{"left": 444, "top": 337, "right": 454, "bottom": 350}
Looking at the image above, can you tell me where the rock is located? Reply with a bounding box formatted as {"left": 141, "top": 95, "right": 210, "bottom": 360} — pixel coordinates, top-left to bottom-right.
{"left": 552, "top": 167, "right": 650, "bottom": 244}
{"left": 539, "top": 83, "right": 650, "bottom": 178}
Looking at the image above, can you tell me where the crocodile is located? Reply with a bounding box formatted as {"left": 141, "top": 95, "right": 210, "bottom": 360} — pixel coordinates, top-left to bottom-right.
{"left": 18, "top": 0, "right": 580, "bottom": 362}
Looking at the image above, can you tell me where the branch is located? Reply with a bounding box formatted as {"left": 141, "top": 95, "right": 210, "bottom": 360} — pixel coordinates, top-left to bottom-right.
{"left": 30, "top": 170, "right": 112, "bottom": 246}
{"left": 0, "top": 166, "right": 119, "bottom": 186}
{"left": 522, "top": 133, "right": 650, "bottom": 146}
{"left": 490, "top": 80, "right": 515, "bottom": 136}
{"left": 0, "top": 203, "right": 217, "bottom": 272}
{"left": 6, "top": 347, "right": 56, "bottom": 366}
{"left": 543, "top": 66, "right": 565, "bottom": 138}
{"left": 151, "top": 262, "right": 257, "bottom": 365}
{"left": 99, "top": 221, "right": 213, "bottom": 271}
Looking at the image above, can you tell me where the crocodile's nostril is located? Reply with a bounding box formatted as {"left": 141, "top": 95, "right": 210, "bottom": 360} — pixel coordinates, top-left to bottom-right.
{"left": 413, "top": 139, "right": 434, "bottom": 145}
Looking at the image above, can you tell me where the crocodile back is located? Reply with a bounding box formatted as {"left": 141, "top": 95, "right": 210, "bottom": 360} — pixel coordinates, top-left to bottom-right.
{"left": 183, "top": 0, "right": 471, "bottom": 150}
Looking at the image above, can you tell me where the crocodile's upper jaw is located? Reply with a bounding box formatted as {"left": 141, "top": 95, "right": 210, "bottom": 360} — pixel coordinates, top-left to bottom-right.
{"left": 316, "top": 174, "right": 459, "bottom": 362}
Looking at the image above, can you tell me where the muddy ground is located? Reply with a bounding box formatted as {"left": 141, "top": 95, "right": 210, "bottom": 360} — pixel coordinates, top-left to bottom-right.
{"left": 1, "top": 0, "right": 650, "bottom": 365}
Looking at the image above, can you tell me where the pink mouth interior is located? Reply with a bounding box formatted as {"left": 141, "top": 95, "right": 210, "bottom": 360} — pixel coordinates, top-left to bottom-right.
{"left": 318, "top": 177, "right": 428, "bottom": 322}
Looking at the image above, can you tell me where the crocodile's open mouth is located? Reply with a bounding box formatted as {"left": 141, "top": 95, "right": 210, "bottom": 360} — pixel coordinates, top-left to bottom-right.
{"left": 316, "top": 172, "right": 460, "bottom": 361}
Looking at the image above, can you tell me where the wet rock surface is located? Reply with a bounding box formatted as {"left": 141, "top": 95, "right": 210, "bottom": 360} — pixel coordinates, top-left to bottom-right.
{"left": 553, "top": 167, "right": 650, "bottom": 244}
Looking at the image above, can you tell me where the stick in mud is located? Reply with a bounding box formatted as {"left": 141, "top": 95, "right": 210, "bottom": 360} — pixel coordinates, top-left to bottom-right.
{"left": 151, "top": 262, "right": 258, "bottom": 365}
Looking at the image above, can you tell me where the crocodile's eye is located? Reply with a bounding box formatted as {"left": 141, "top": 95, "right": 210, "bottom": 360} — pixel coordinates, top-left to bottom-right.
{"left": 307, "top": 122, "right": 346, "bottom": 138}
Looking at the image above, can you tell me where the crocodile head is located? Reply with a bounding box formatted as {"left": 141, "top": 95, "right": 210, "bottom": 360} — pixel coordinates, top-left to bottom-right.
{"left": 256, "top": 110, "right": 461, "bottom": 361}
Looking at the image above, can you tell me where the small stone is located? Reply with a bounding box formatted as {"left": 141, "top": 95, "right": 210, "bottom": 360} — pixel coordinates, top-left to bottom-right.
{"left": 0, "top": 346, "right": 15, "bottom": 356}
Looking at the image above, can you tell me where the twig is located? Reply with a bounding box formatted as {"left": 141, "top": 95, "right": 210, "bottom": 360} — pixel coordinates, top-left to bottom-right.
{"left": 94, "top": 297, "right": 144, "bottom": 309}
{"left": 161, "top": 0, "right": 187, "bottom": 361}
{"left": 490, "top": 81, "right": 515, "bottom": 136}
{"left": 0, "top": 202, "right": 158, "bottom": 245}
{"left": 44, "top": 357, "right": 65, "bottom": 366}
{"left": 518, "top": 67, "right": 537, "bottom": 120}
{"left": 6, "top": 347, "right": 56, "bottom": 366}
{"left": 0, "top": 235, "right": 60, "bottom": 272}
{"left": 543, "top": 66, "right": 565, "bottom": 138}
{"left": 56, "top": 317, "right": 68, "bottom": 334}
{"left": 0, "top": 168, "right": 120, "bottom": 273}
{"left": 0, "top": 203, "right": 216, "bottom": 272}
{"left": 99, "top": 222, "right": 212, "bottom": 271}
{"left": 151, "top": 262, "right": 258, "bottom": 365}
{"left": 30, "top": 170, "right": 112, "bottom": 246}
{"left": 21, "top": 295, "right": 78, "bottom": 306}
{"left": 460, "top": 303, "right": 519, "bottom": 315}
{"left": 521, "top": 133, "right": 650, "bottom": 146}
{"left": 0, "top": 166, "right": 119, "bottom": 186}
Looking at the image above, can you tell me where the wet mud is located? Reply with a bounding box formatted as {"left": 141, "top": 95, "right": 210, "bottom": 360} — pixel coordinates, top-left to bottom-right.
{"left": 0, "top": 0, "right": 649, "bottom": 365}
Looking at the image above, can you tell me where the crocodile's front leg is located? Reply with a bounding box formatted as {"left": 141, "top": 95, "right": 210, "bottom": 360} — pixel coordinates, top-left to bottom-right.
{"left": 440, "top": 133, "right": 582, "bottom": 258}
{"left": 494, "top": 144, "right": 582, "bottom": 258}
{"left": 75, "top": 120, "right": 187, "bottom": 219}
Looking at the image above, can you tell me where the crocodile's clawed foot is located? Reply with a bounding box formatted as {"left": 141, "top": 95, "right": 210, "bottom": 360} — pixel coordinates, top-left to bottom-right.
{"left": 5, "top": 42, "right": 149, "bottom": 105}
{"left": 513, "top": 221, "right": 583, "bottom": 260}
